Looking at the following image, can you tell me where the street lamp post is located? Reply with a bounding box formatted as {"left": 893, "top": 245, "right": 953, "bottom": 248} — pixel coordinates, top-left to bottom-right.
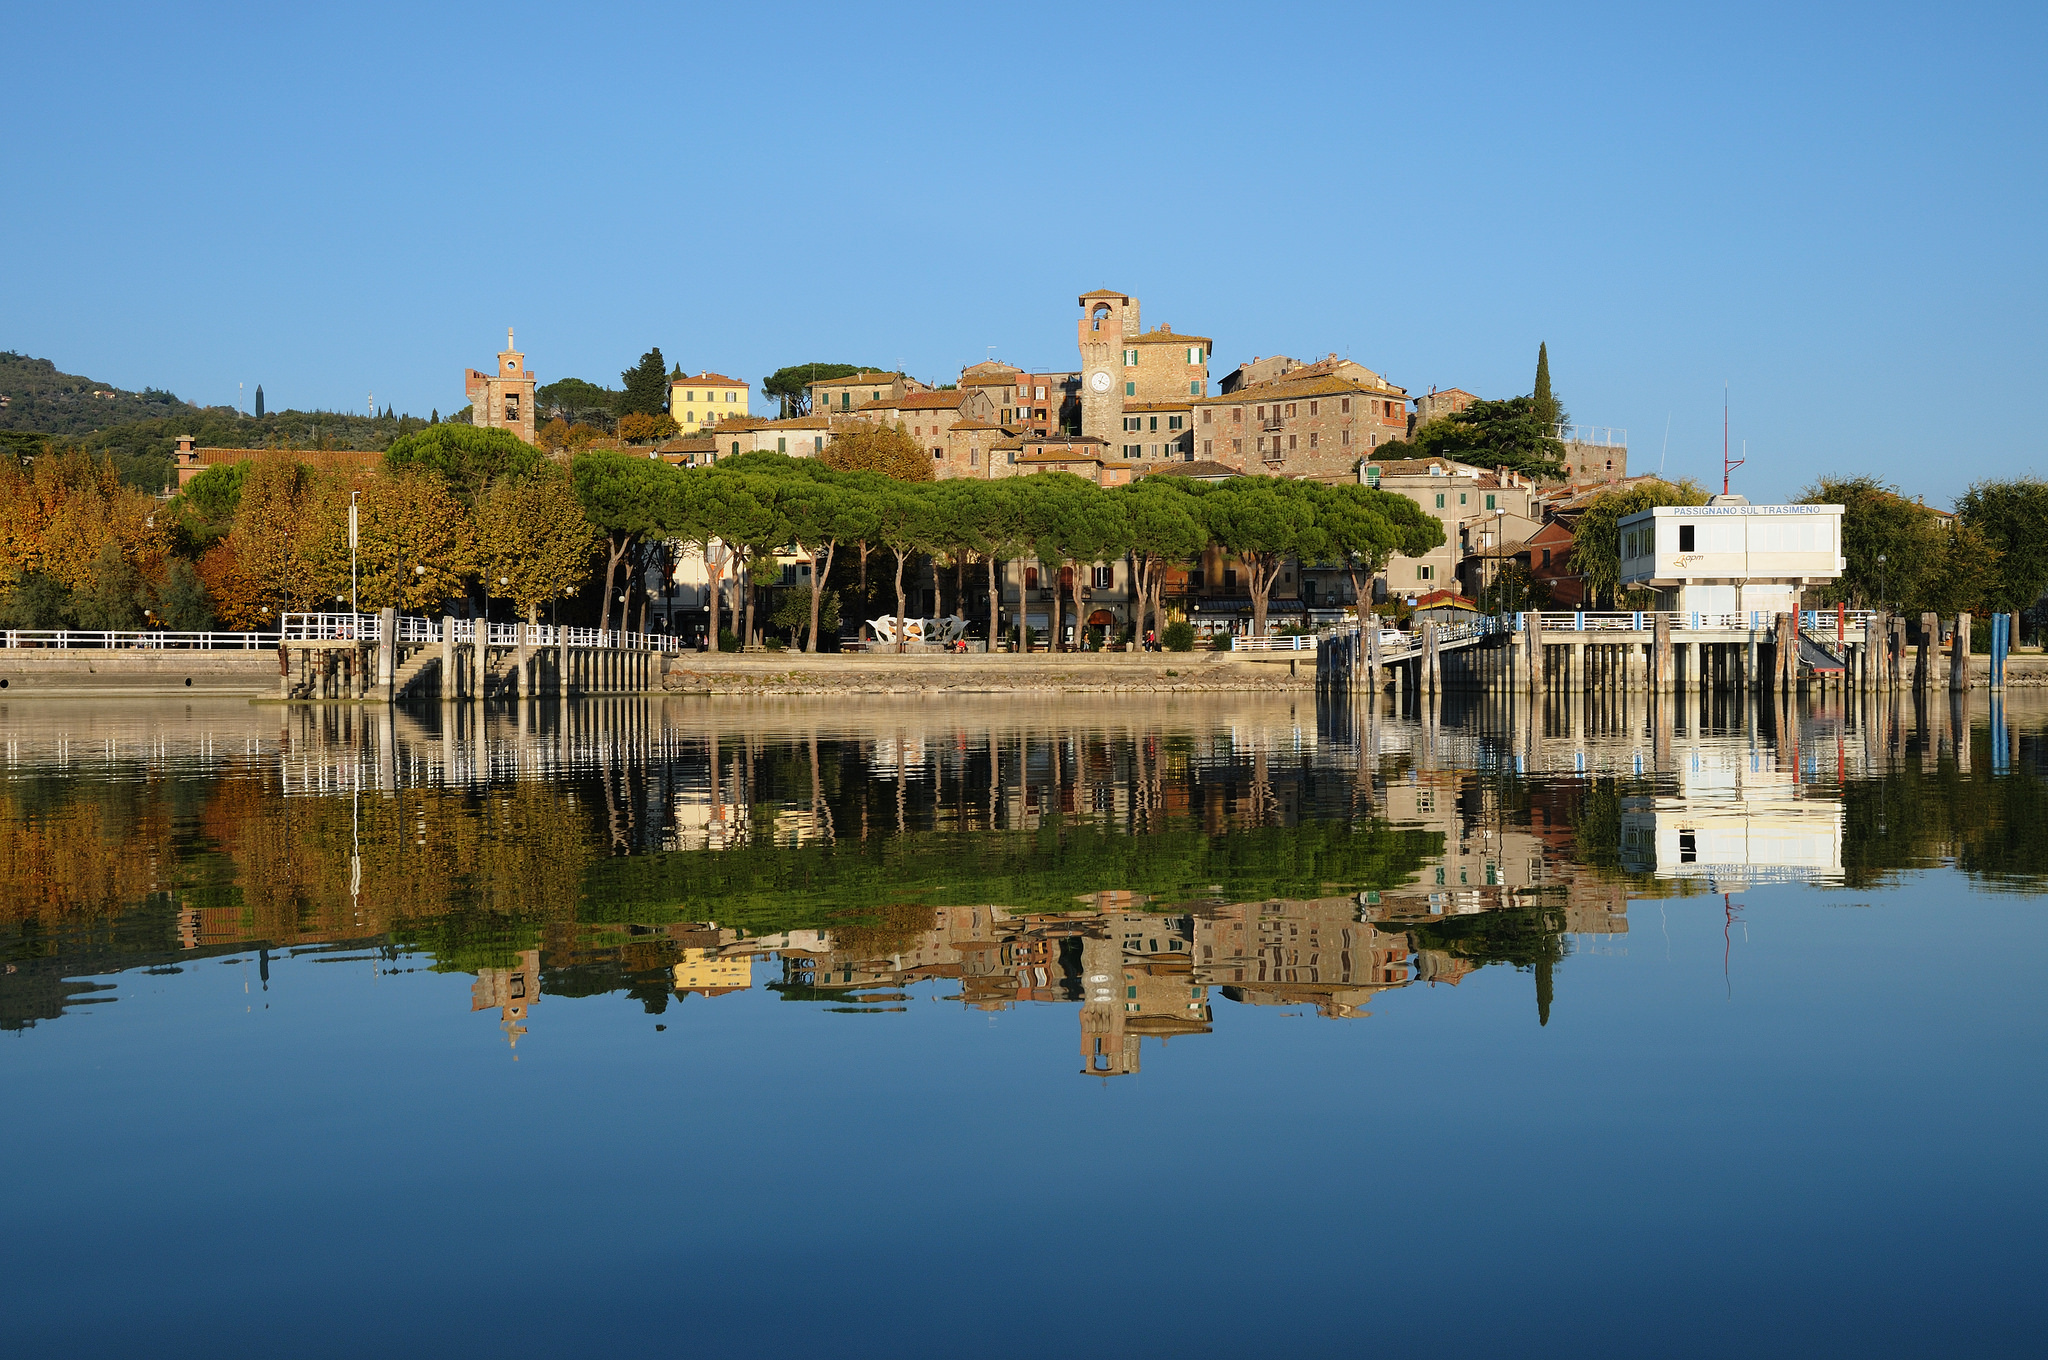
{"left": 1876, "top": 553, "right": 1888, "bottom": 610}
{"left": 348, "top": 491, "right": 359, "bottom": 617}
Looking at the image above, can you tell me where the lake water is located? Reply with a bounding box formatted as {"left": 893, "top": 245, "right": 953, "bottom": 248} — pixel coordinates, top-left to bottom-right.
{"left": 2, "top": 690, "right": 2043, "bottom": 1358}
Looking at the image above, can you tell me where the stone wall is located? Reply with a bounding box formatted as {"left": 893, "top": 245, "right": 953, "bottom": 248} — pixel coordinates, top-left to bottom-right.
{"left": 0, "top": 650, "right": 281, "bottom": 696}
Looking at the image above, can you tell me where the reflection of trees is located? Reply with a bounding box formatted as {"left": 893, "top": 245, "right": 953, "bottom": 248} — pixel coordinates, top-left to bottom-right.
{"left": 0, "top": 779, "right": 174, "bottom": 923}
{"left": 1, "top": 770, "right": 589, "bottom": 967}
{"left": 1397, "top": 901, "right": 1571, "bottom": 1026}
{"left": 1839, "top": 745, "right": 2048, "bottom": 889}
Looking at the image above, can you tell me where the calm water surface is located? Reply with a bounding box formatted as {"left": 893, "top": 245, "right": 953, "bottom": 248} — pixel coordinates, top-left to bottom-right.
{"left": 3, "top": 690, "right": 2044, "bottom": 1357}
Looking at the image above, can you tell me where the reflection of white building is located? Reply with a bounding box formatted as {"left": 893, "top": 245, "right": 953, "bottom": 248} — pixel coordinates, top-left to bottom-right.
{"left": 1617, "top": 497, "right": 1843, "bottom": 617}
{"left": 1622, "top": 749, "right": 1843, "bottom": 888}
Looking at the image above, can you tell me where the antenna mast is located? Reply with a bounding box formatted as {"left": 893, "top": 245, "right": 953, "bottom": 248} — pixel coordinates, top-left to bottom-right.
{"left": 1722, "top": 382, "right": 1743, "bottom": 494}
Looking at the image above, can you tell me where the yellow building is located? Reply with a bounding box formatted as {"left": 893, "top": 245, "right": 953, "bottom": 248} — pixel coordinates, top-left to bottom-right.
{"left": 672, "top": 948, "right": 753, "bottom": 998}
{"left": 669, "top": 370, "right": 750, "bottom": 430}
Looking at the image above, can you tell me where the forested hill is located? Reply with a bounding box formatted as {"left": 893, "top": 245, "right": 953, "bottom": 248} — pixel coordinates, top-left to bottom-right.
{"left": 0, "top": 351, "right": 196, "bottom": 435}
{"left": 2, "top": 348, "right": 438, "bottom": 491}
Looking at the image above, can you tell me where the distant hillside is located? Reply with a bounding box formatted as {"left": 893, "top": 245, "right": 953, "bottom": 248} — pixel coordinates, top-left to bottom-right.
{"left": 0, "top": 350, "right": 197, "bottom": 435}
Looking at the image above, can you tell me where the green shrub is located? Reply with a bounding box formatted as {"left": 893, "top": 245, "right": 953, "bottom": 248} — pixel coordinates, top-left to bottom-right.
{"left": 1162, "top": 620, "right": 1195, "bottom": 652}
{"left": 1209, "top": 633, "right": 1233, "bottom": 652}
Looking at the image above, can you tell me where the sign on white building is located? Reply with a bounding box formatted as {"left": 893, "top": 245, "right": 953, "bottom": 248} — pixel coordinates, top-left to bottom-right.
{"left": 1618, "top": 499, "right": 1844, "bottom": 616}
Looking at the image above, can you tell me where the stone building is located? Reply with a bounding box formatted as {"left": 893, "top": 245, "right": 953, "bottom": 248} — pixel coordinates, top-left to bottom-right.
{"left": 1115, "top": 401, "right": 1196, "bottom": 463}
{"left": 1074, "top": 289, "right": 1211, "bottom": 443}
{"left": 668, "top": 370, "right": 749, "bottom": 430}
{"left": 1191, "top": 358, "right": 1409, "bottom": 479}
{"left": 1411, "top": 386, "right": 1478, "bottom": 432}
{"left": 806, "top": 370, "right": 927, "bottom": 417}
{"left": 1359, "top": 456, "right": 1543, "bottom": 603}
{"left": 464, "top": 328, "right": 536, "bottom": 443}
{"left": 955, "top": 361, "right": 1078, "bottom": 433}
{"left": 705, "top": 416, "right": 832, "bottom": 460}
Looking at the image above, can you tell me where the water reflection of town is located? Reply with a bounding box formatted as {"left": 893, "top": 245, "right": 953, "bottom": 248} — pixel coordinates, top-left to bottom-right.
{"left": 6, "top": 691, "right": 2040, "bottom": 1057}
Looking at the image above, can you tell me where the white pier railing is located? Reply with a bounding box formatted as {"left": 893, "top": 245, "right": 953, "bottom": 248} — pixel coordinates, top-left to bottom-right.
{"left": 282, "top": 613, "right": 678, "bottom": 652}
{"left": 2, "top": 629, "right": 278, "bottom": 650}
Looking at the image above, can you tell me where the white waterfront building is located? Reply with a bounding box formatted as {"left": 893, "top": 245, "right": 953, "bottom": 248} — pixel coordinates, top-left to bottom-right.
{"left": 1617, "top": 496, "right": 1845, "bottom": 617}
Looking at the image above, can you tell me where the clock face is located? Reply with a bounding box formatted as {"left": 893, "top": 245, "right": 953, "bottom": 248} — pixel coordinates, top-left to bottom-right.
{"left": 1090, "top": 370, "right": 1112, "bottom": 393}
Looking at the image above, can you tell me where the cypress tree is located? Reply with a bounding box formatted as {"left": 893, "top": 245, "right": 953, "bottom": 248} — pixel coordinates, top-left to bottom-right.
{"left": 1532, "top": 343, "right": 1565, "bottom": 430}
{"left": 619, "top": 347, "right": 669, "bottom": 416}
{"left": 254, "top": 384, "right": 265, "bottom": 417}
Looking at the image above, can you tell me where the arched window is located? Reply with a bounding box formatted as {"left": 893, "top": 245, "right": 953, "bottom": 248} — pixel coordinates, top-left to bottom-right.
{"left": 1091, "top": 304, "right": 1111, "bottom": 332}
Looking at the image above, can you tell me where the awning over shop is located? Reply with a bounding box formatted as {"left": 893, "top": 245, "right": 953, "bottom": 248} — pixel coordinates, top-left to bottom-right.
{"left": 1189, "top": 597, "right": 1308, "bottom": 614}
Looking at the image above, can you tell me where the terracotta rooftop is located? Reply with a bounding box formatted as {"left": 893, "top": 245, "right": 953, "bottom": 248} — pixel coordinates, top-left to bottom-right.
{"left": 1200, "top": 371, "right": 1407, "bottom": 404}
{"left": 1127, "top": 328, "right": 1212, "bottom": 347}
{"left": 1078, "top": 288, "right": 1129, "bottom": 301}
{"left": 1121, "top": 400, "right": 1195, "bottom": 413}
{"left": 807, "top": 371, "right": 902, "bottom": 387}
{"left": 1136, "top": 460, "right": 1242, "bottom": 480}
{"left": 671, "top": 371, "right": 746, "bottom": 387}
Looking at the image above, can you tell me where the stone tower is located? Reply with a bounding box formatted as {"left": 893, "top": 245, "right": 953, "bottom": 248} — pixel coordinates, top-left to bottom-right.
{"left": 465, "top": 327, "right": 537, "bottom": 444}
{"left": 1077, "top": 289, "right": 1138, "bottom": 443}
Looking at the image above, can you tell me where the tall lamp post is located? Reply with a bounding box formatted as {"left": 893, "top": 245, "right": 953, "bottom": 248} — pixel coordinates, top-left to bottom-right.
{"left": 348, "top": 491, "right": 359, "bottom": 617}
{"left": 1876, "top": 553, "right": 1887, "bottom": 610}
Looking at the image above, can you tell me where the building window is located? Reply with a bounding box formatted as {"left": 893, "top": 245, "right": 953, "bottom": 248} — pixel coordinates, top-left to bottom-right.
{"left": 1288, "top": 435, "right": 1297, "bottom": 450}
{"left": 1092, "top": 565, "right": 1114, "bottom": 589}
{"left": 1035, "top": 386, "right": 1046, "bottom": 399}
{"left": 1186, "top": 346, "right": 1201, "bottom": 365}
{"left": 731, "top": 441, "right": 740, "bottom": 455}
{"left": 813, "top": 436, "right": 823, "bottom": 452}
{"left": 1485, "top": 493, "right": 1496, "bottom": 510}
{"left": 1204, "top": 439, "right": 1212, "bottom": 455}
{"left": 1124, "top": 349, "right": 1138, "bottom": 366}
{"left": 1541, "top": 548, "right": 1552, "bottom": 567}
{"left": 1460, "top": 492, "right": 1467, "bottom": 505}
{"left": 1308, "top": 401, "right": 1318, "bottom": 416}
{"left": 933, "top": 448, "right": 943, "bottom": 459}
{"left": 1435, "top": 493, "right": 1445, "bottom": 508}
{"left": 1308, "top": 433, "right": 1318, "bottom": 448}
{"left": 1025, "top": 566, "right": 1038, "bottom": 589}
{"left": 1189, "top": 381, "right": 1200, "bottom": 395}
{"left": 1256, "top": 437, "right": 1266, "bottom": 453}
{"left": 1203, "top": 409, "right": 1212, "bottom": 424}
{"left": 1342, "top": 429, "right": 1351, "bottom": 446}
{"left": 1125, "top": 382, "right": 1135, "bottom": 397}
{"left": 1341, "top": 398, "right": 1351, "bottom": 414}
{"left": 1232, "top": 407, "right": 1243, "bottom": 423}
{"left": 1256, "top": 406, "right": 1265, "bottom": 420}
{"left": 1168, "top": 415, "right": 1182, "bottom": 430}
{"left": 1418, "top": 565, "right": 1433, "bottom": 581}
{"left": 970, "top": 448, "right": 978, "bottom": 466}
{"left": 1148, "top": 416, "right": 1158, "bottom": 432}
{"left": 1231, "top": 439, "right": 1242, "bottom": 454}
{"left": 1678, "top": 524, "right": 1695, "bottom": 552}
{"left": 777, "top": 437, "right": 787, "bottom": 453}
{"left": 1285, "top": 403, "right": 1296, "bottom": 417}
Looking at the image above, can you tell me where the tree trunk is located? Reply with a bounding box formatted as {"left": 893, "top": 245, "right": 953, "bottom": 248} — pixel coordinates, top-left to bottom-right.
{"left": 738, "top": 551, "right": 754, "bottom": 650}
{"left": 892, "top": 548, "right": 909, "bottom": 653}
{"left": 986, "top": 555, "right": 999, "bottom": 652}
{"left": 706, "top": 557, "right": 722, "bottom": 651}
{"left": 1247, "top": 552, "right": 1277, "bottom": 637}
{"left": 599, "top": 534, "right": 632, "bottom": 634}
{"left": 1049, "top": 565, "right": 1064, "bottom": 653}
{"left": 1070, "top": 564, "right": 1088, "bottom": 650}
{"left": 930, "top": 554, "right": 943, "bottom": 620}
{"left": 806, "top": 541, "right": 837, "bottom": 653}
{"left": 1015, "top": 562, "right": 1028, "bottom": 654}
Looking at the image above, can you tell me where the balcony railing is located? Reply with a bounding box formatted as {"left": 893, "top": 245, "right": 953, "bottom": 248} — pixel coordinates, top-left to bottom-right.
{"left": 1553, "top": 424, "right": 1627, "bottom": 446}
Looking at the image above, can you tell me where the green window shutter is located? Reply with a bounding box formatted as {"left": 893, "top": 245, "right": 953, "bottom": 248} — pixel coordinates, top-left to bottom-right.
{"left": 1435, "top": 493, "right": 1445, "bottom": 508}
{"left": 1486, "top": 494, "right": 1496, "bottom": 510}
{"left": 777, "top": 437, "right": 786, "bottom": 452}
{"left": 1125, "top": 382, "right": 1135, "bottom": 397}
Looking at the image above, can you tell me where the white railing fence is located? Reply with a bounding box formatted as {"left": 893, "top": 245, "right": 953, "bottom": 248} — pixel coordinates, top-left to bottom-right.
{"left": 282, "top": 614, "right": 678, "bottom": 652}
{"left": 2, "top": 629, "right": 278, "bottom": 650}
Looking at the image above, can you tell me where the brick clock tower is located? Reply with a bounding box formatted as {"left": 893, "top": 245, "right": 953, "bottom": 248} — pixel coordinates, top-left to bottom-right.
{"left": 1077, "top": 288, "right": 1138, "bottom": 442}
{"left": 465, "top": 327, "right": 537, "bottom": 444}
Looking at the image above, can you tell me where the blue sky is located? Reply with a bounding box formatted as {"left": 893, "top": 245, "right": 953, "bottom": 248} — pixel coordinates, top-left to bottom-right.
{"left": 6, "top": 1, "right": 2042, "bottom": 503}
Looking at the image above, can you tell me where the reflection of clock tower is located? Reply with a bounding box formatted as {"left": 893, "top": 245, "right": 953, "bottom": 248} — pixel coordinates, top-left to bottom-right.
{"left": 1077, "top": 288, "right": 1138, "bottom": 442}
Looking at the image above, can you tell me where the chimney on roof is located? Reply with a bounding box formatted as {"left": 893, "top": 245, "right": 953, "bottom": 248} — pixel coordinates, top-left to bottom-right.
{"left": 1162, "top": 323, "right": 1172, "bottom": 333}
